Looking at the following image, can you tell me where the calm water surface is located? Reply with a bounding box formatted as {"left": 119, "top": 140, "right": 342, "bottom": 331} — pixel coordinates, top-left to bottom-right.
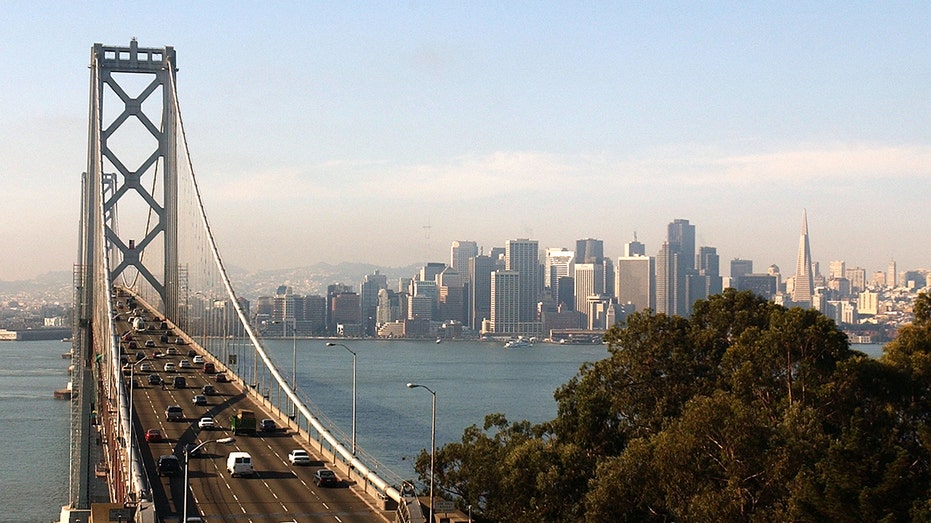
{"left": 0, "top": 340, "right": 72, "bottom": 523}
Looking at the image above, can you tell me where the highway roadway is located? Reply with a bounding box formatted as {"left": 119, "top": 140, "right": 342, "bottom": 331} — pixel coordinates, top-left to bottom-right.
{"left": 115, "top": 301, "right": 391, "bottom": 523}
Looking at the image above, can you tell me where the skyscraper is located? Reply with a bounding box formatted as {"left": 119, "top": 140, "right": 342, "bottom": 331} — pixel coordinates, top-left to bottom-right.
{"left": 625, "top": 234, "right": 646, "bottom": 257}
{"left": 792, "top": 210, "right": 815, "bottom": 307}
{"left": 575, "top": 238, "right": 604, "bottom": 264}
{"left": 888, "top": 259, "right": 897, "bottom": 288}
{"left": 616, "top": 255, "right": 655, "bottom": 312}
{"left": 469, "top": 254, "right": 495, "bottom": 331}
{"left": 505, "top": 239, "right": 541, "bottom": 325}
{"left": 575, "top": 262, "right": 605, "bottom": 326}
{"left": 490, "top": 270, "right": 520, "bottom": 334}
{"left": 544, "top": 248, "right": 574, "bottom": 293}
{"left": 450, "top": 241, "right": 478, "bottom": 283}
{"left": 656, "top": 219, "right": 695, "bottom": 316}
{"left": 359, "top": 270, "right": 387, "bottom": 336}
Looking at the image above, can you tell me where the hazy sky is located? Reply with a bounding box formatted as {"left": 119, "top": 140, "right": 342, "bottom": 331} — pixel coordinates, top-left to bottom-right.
{"left": 2, "top": 2, "right": 930, "bottom": 281}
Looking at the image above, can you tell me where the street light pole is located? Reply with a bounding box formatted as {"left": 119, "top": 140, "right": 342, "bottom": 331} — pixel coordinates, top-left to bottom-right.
{"left": 407, "top": 382, "right": 436, "bottom": 523}
{"left": 183, "top": 437, "right": 235, "bottom": 522}
{"left": 127, "top": 354, "right": 147, "bottom": 505}
{"left": 327, "top": 342, "right": 357, "bottom": 454}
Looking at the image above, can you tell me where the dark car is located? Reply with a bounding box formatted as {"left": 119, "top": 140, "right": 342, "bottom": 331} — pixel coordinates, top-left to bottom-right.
{"left": 157, "top": 454, "right": 181, "bottom": 476}
{"left": 214, "top": 373, "right": 228, "bottom": 383}
{"left": 147, "top": 374, "right": 162, "bottom": 385}
{"left": 159, "top": 334, "right": 169, "bottom": 343}
{"left": 173, "top": 376, "right": 187, "bottom": 389}
{"left": 203, "top": 362, "right": 216, "bottom": 374}
{"left": 259, "top": 419, "right": 278, "bottom": 432}
{"left": 165, "top": 405, "right": 183, "bottom": 421}
{"left": 192, "top": 394, "right": 207, "bottom": 406}
{"left": 202, "top": 385, "right": 216, "bottom": 396}
{"left": 314, "top": 468, "right": 338, "bottom": 487}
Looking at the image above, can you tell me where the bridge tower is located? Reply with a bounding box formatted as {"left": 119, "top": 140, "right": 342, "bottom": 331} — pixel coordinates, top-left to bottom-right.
{"left": 83, "top": 38, "right": 181, "bottom": 319}
{"left": 70, "top": 40, "right": 180, "bottom": 519}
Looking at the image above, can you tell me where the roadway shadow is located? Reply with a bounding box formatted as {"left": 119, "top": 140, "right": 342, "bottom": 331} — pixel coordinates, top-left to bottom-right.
{"left": 253, "top": 470, "right": 298, "bottom": 480}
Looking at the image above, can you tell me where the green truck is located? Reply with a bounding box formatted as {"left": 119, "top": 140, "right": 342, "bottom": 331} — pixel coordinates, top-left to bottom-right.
{"left": 230, "top": 409, "right": 256, "bottom": 435}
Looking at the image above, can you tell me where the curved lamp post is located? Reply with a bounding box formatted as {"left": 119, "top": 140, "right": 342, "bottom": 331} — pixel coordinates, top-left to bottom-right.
{"left": 127, "top": 354, "right": 147, "bottom": 503}
{"left": 326, "top": 342, "right": 357, "bottom": 454}
{"left": 407, "top": 382, "right": 436, "bottom": 523}
{"left": 183, "top": 436, "right": 235, "bottom": 521}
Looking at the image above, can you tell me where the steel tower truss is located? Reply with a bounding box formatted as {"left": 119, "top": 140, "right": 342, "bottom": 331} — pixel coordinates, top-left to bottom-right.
{"left": 89, "top": 39, "right": 180, "bottom": 318}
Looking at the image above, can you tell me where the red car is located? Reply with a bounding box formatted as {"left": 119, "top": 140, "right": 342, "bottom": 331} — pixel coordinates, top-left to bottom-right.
{"left": 145, "top": 428, "right": 163, "bottom": 442}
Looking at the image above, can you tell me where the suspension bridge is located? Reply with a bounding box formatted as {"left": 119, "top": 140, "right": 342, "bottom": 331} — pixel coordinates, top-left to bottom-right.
{"left": 61, "top": 40, "right": 428, "bottom": 523}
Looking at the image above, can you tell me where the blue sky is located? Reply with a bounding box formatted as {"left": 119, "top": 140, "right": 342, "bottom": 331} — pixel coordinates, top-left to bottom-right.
{"left": 2, "top": 2, "right": 930, "bottom": 281}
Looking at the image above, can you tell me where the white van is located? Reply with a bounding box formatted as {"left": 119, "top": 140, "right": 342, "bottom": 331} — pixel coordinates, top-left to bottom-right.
{"left": 227, "top": 451, "right": 254, "bottom": 477}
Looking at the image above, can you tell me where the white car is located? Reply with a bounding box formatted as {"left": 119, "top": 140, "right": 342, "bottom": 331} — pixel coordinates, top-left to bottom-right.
{"left": 163, "top": 362, "right": 176, "bottom": 373}
{"left": 193, "top": 355, "right": 204, "bottom": 364}
{"left": 198, "top": 417, "right": 216, "bottom": 430}
{"left": 139, "top": 362, "right": 154, "bottom": 372}
{"left": 288, "top": 449, "right": 311, "bottom": 465}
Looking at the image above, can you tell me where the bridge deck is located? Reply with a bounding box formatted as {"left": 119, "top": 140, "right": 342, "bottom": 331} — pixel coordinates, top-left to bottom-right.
{"left": 115, "top": 301, "right": 395, "bottom": 522}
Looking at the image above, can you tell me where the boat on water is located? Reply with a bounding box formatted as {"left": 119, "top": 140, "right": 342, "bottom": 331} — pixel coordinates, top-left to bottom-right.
{"left": 504, "top": 339, "right": 533, "bottom": 349}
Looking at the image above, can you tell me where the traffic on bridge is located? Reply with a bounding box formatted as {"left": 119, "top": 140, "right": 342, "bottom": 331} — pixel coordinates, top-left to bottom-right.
{"left": 116, "top": 292, "right": 391, "bottom": 523}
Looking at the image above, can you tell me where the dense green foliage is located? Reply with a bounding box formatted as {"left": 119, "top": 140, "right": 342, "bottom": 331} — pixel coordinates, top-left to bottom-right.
{"left": 414, "top": 290, "right": 931, "bottom": 522}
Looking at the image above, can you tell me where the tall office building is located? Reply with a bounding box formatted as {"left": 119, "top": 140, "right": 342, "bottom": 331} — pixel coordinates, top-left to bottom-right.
{"left": 731, "top": 259, "right": 753, "bottom": 282}
{"left": 359, "top": 270, "right": 387, "bottom": 336}
{"left": 792, "top": 210, "right": 815, "bottom": 307}
{"left": 490, "top": 270, "right": 521, "bottom": 334}
{"left": 625, "top": 234, "right": 646, "bottom": 257}
{"left": 616, "top": 255, "right": 655, "bottom": 312}
{"left": 828, "top": 260, "right": 846, "bottom": 280}
{"left": 888, "top": 259, "right": 897, "bottom": 288}
{"left": 469, "top": 254, "right": 495, "bottom": 331}
{"left": 575, "top": 262, "right": 605, "bottom": 326}
{"left": 576, "top": 238, "right": 604, "bottom": 264}
{"left": 697, "top": 246, "right": 723, "bottom": 298}
{"left": 450, "top": 241, "right": 478, "bottom": 283}
{"left": 668, "top": 219, "right": 696, "bottom": 272}
{"left": 544, "top": 248, "right": 574, "bottom": 298}
{"left": 505, "top": 239, "right": 541, "bottom": 324}
{"left": 845, "top": 267, "right": 866, "bottom": 293}
{"left": 656, "top": 219, "right": 695, "bottom": 316}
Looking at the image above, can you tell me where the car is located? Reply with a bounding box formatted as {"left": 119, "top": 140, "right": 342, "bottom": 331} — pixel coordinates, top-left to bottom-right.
{"left": 259, "top": 419, "right": 278, "bottom": 432}
{"left": 173, "top": 376, "right": 187, "bottom": 389}
{"left": 314, "top": 468, "right": 338, "bottom": 487}
{"left": 192, "top": 355, "right": 204, "bottom": 365}
{"left": 288, "top": 449, "right": 311, "bottom": 466}
{"left": 175, "top": 337, "right": 187, "bottom": 345}
{"left": 125, "top": 377, "right": 139, "bottom": 389}
{"left": 157, "top": 454, "right": 181, "bottom": 476}
{"left": 136, "top": 350, "right": 147, "bottom": 360}
{"left": 214, "top": 373, "right": 228, "bottom": 382}
{"left": 144, "top": 340, "right": 155, "bottom": 348}
{"left": 164, "top": 362, "right": 176, "bottom": 373}
{"left": 145, "top": 428, "right": 162, "bottom": 442}
{"left": 187, "top": 349, "right": 197, "bottom": 358}
{"left": 147, "top": 373, "right": 162, "bottom": 385}
{"left": 159, "top": 334, "right": 169, "bottom": 343}
{"left": 202, "top": 385, "right": 216, "bottom": 396}
{"left": 165, "top": 405, "right": 183, "bottom": 421}
{"left": 203, "top": 362, "right": 216, "bottom": 374}
{"left": 192, "top": 394, "right": 207, "bottom": 406}
{"left": 139, "top": 362, "right": 153, "bottom": 372}
{"left": 166, "top": 347, "right": 179, "bottom": 356}
{"left": 198, "top": 417, "right": 216, "bottom": 430}
{"left": 179, "top": 359, "right": 192, "bottom": 369}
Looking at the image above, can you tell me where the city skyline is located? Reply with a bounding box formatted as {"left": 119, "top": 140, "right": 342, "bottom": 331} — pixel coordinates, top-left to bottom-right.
{"left": 2, "top": 4, "right": 931, "bottom": 281}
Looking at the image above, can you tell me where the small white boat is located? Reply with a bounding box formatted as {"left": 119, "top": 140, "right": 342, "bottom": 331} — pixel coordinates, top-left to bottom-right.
{"left": 504, "top": 339, "right": 533, "bottom": 349}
